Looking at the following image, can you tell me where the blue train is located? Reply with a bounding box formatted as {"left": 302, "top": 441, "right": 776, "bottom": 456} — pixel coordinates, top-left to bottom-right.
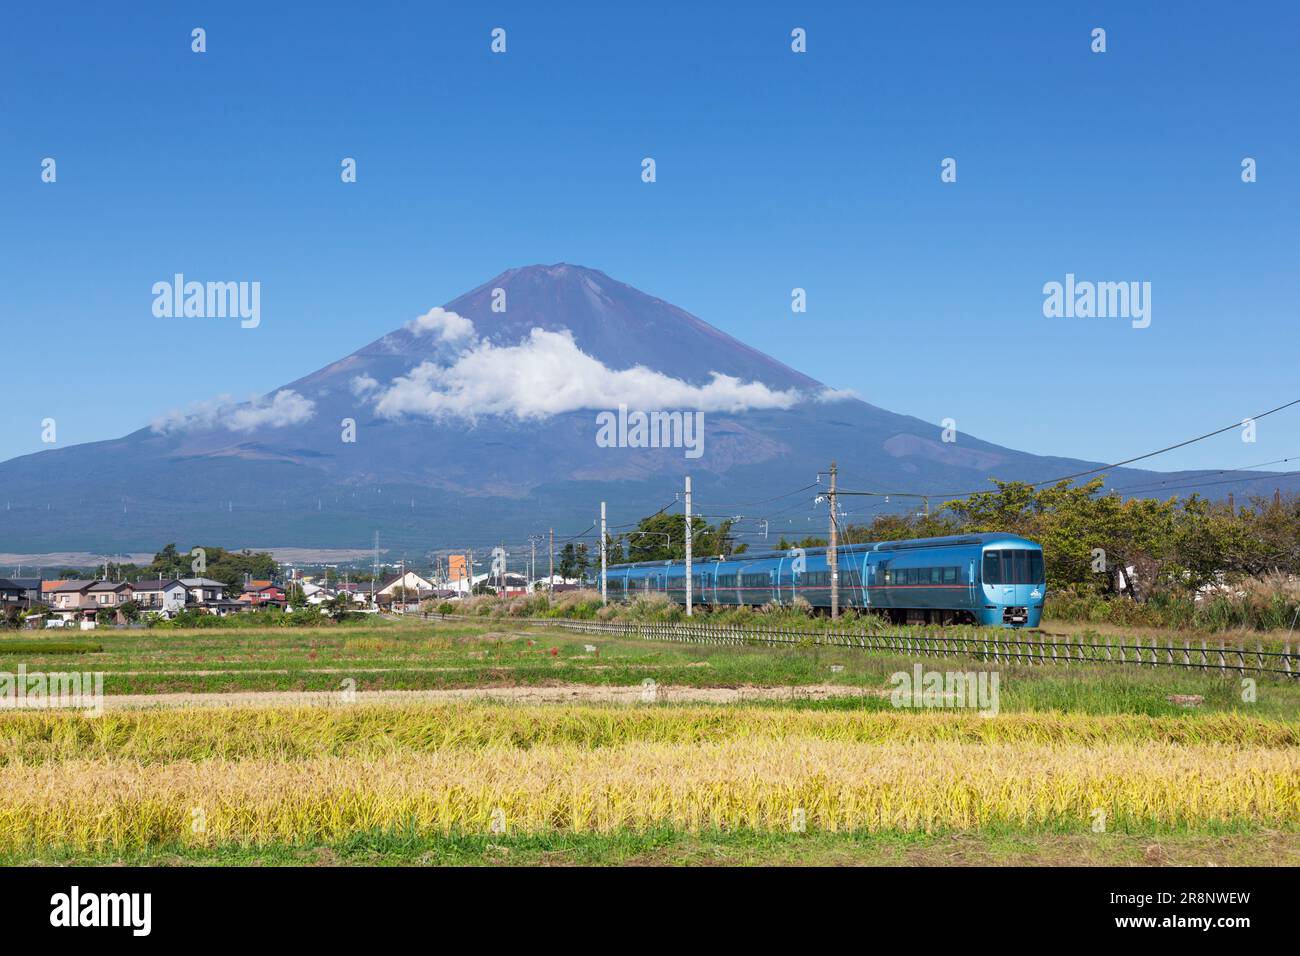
{"left": 606, "top": 533, "right": 1046, "bottom": 628}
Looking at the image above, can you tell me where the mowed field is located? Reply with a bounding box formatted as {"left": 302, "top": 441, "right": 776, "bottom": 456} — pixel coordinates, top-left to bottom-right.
{"left": 1, "top": 617, "right": 1297, "bottom": 866}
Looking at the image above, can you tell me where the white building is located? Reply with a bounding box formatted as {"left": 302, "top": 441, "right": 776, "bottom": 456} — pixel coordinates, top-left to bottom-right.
{"left": 131, "top": 579, "right": 188, "bottom": 616}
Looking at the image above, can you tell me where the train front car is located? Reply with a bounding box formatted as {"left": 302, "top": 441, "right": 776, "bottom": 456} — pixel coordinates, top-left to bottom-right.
{"left": 975, "top": 535, "right": 1046, "bottom": 628}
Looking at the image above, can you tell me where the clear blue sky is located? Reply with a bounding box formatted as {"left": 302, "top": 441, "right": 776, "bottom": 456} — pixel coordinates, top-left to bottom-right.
{"left": 2, "top": 1, "right": 1297, "bottom": 473}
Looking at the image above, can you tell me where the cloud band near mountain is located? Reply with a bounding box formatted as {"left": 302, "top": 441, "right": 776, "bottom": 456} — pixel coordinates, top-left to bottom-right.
{"left": 151, "top": 389, "right": 317, "bottom": 434}
{"left": 366, "top": 327, "right": 815, "bottom": 421}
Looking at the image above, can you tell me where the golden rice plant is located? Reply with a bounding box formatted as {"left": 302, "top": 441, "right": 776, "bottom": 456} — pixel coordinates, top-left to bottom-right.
{"left": 0, "top": 739, "right": 1294, "bottom": 852}
{"left": 0, "top": 704, "right": 1295, "bottom": 766}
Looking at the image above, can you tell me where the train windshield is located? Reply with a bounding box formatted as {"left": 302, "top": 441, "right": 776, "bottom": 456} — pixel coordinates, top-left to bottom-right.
{"left": 982, "top": 548, "right": 1044, "bottom": 585}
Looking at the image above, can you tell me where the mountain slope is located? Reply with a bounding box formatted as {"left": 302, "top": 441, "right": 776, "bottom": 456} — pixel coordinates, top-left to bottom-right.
{"left": 0, "top": 264, "right": 1284, "bottom": 554}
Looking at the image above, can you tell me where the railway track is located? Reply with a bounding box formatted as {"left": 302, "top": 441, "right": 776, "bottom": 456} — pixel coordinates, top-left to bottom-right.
{"left": 440, "top": 614, "right": 1300, "bottom": 680}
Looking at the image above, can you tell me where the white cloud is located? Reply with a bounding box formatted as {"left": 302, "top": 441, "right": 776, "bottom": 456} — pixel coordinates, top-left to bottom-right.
{"left": 350, "top": 374, "right": 380, "bottom": 397}
{"left": 227, "top": 390, "right": 317, "bottom": 431}
{"left": 371, "top": 328, "right": 804, "bottom": 421}
{"left": 151, "top": 389, "right": 317, "bottom": 434}
{"left": 815, "top": 386, "right": 859, "bottom": 402}
{"left": 406, "top": 307, "right": 476, "bottom": 343}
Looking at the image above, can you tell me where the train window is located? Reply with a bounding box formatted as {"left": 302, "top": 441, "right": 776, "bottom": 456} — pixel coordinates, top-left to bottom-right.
{"left": 741, "top": 573, "right": 769, "bottom": 588}
{"left": 982, "top": 549, "right": 1042, "bottom": 584}
{"left": 943, "top": 566, "right": 959, "bottom": 584}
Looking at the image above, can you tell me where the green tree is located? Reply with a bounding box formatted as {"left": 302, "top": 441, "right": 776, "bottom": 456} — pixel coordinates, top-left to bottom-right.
{"left": 285, "top": 582, "right": 308, "bottom": 608}
{"left": 625, "top": 513, "right": 739, "bottom": 562}
{"left": 557, "top": 543, "right": 578, "bottom": 579}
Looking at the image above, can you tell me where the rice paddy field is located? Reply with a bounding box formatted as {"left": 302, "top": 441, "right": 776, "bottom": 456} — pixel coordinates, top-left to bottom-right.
{"left": 1, "top": 616, "right": 1297, "bottom": 866}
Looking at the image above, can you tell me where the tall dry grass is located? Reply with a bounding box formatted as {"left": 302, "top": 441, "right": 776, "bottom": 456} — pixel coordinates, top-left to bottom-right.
{"left": 0, "top": 705, "right": 1296, "bottom": 765}
{"left": 0, "top": 739, "right": 1294, "bottom": 851}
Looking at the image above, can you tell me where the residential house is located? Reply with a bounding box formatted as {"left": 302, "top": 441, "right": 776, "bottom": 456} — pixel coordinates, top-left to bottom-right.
{"left": 449, "top": 572, "right": 530, "bottom": 598}
{"left": 0, "top": 579, "right": 27, "bottom": 623}
{"left": 378, "top": 571, "right": 436, "bottom": 607}
{"left": 41, "top": 580, "right": 73, "bottom": 604}
{"left": 6, "top": 578, "right": 42, "bottom": 608}
{"left": 1, "top": 578, "right": 44, "bottom": 625}
{"left": 180, "top": 577, "right": 226, "bottom": 603}
{"left": 177, "top": 577, "right": 246, "bottom": 616}
{"left": 46, "top": 581, "right": 96, "bottom": 625}
{"left": 333, "top": 583, "right": 369, "bottom": 604}
{"left": 239, "top": 583, "right": 286, "bottom": 608}
{"left": 131, "top": 579, "right": 188, "bottom": 617}
{"left": 86, "top": 581, "right": 135, "bottom": 624}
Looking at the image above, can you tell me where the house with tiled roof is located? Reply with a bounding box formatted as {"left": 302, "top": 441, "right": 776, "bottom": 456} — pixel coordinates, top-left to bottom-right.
{"left": 131, "top": 579, "right": 188, "bottom": 616}
{"left": 86, "top": 581, "right": 135, "bottom": 624}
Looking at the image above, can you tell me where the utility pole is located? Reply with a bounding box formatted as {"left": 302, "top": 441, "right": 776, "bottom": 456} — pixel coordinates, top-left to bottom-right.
{"left": 530, "top": 536, "right": 536, "bottom": 590}
{"left": 371, "top": 531, "right": 379, "bottom": 609}
{"left": 549, "top": 527, "right": 554, "bottom": 594}
{"left": 684, "top": 475, "right": 693, "bottom": 617}
{"left": 829, "top": 461, "right": 839, "bottom": 620}
{"left": 600, "top": 501, "right": 608, "bottom": 604}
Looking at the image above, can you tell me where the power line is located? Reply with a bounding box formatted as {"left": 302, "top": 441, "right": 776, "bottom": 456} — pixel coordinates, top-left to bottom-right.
{"left": 1109, "top": 468, "right": 1300, "bottom": 498}
{"left": 835, "top": 397, "right": 1300, "bottom": 502}
{"left": 1106, "top": 454, "right": 1300, "bottom": 494}
{"left": 695, "top": 481, "right": 822, "bottom": 511}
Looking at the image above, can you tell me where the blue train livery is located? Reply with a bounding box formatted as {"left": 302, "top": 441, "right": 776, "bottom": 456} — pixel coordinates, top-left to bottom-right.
{"left": 604, "top": 532, "right": 1046, "bottom": 628}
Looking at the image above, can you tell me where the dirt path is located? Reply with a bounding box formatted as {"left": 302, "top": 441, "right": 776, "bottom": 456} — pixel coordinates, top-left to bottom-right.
{"left": 95, "top": 682, "right": 876, "bottom": 711}
{"left": 92, "top": 662, "right": 710, "bottom": 677}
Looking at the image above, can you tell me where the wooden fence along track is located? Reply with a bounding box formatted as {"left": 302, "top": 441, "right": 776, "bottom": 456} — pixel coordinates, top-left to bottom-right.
{"left": 442, "top": 615, "right": 1300, "bottom": 680}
